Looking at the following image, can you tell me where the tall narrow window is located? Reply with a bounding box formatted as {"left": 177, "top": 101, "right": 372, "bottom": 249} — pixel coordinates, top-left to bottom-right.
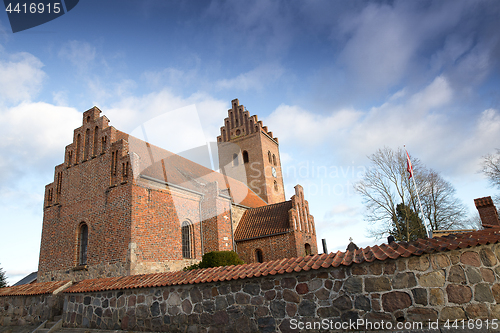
{"left": 56, "top": 172, "right": 62, "bottom": 201}
{"left": 304, "top": 243, "right": 311, "bottom": 256}
{"left": 67, "top": 151, "right": 73, "bottom": 167}
{"left": 272, "top": 154, "right": 277, "bottom": 166}
{"left": 93, "top": 126, "right": 99, "bottom": 157}
{"left": 232, "top": 153, "right": 239, "bottom": 167}
{"left": 242, "top": 151, "right": 249, "bottom": 163}
{"left": 268, "top": 151, "right": 272, "bottom": 164}
{"left": 84, "top": 128, "right": 90, "bottom": 160}
{"left": 101, "top": 136, "right": 107, "bottom": 154}
{"left": 114, "top": 151, "right": 118, "bottom": 175}
{"left": 79, "top": 223, "right": 89, "bottom": 265}
{"left": 255, "top": 249, "right": 264, "bottom": 263}
{"left": 111, "top": 151, "right": 115, "bottom": 177}
{"left": 182, "top": 221, "right": 193, "bottom": 259}
{"left": 76, "top": 134, "right": 81, "bottom": 163}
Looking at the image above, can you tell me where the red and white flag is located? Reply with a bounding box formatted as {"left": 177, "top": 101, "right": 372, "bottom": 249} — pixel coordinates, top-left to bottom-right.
{"left": 406, "top": 150, "right": 413, "bottom": 179}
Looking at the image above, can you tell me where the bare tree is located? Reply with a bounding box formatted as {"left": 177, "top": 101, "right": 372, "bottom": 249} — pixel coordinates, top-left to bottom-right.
{"left": 481, "top": 149, "right": 500, "bottom": 203}
{"left": 419, "top": 169, "right": 468, "bottom": 231}
{"left": 356, "top": 147, "right": 468, "bottom": 241}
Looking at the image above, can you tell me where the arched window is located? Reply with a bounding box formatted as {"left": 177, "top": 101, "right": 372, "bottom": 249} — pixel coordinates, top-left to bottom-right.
{"left": 272, "top": 154, "right": 277, "bottom": 166}
{"left": 78, "top": 223, "right": 89, "bottom": 265}
{"left": 232, "top": 153, "right": 239, "bottom": 166}
{"left": 255, "top": 249, "right": 264, "bottom": 263}
{"left": 242, "top": 151, "right": 249, "bottom": 163}
{"left": 182, "top": 221, "right": 193, "bottom": 259}
{"left": 274, "top": 180, "right": 278, "bottom": 191}
{"left": 268, "top": 151, "right": 272, "bottom": 164}
{"left": 305, "top": 243, "right": 311, "bottom": 256}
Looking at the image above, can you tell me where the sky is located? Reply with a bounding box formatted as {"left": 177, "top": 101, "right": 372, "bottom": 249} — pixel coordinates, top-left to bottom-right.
{"left": 0, "top": 0, "right": 499, "bottom": 286}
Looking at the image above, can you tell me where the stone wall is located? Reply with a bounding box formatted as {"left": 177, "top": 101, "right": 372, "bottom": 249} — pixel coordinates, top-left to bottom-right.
{"left": 0, "top": 294, "right": 64, "bottom": 326}
{"left": 60, "top": 243, "right": 500, "bottom": 332}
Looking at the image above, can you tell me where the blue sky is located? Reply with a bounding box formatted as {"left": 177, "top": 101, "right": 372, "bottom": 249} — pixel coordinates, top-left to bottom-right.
{"left": 1, "top": 0, "right": 499, "bottom": 285}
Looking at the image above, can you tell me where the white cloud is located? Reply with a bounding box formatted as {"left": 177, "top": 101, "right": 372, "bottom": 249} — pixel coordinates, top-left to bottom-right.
{"left": 0, "top": 102, "right": 81, "bottom": 185}
{"left": 216, "top": 63, "right": 284, "bottom": 91}
{"left": 104, "top": 89, "right": 227, "bottom": 151}
{"left": 0, "top": 51, "right": 45, "bottom": 103}
{"left": 58, "top": 40, "right": 96, "bottom": 72}
{"left": 266, "top": 104, "right": 362, "bottom": 147}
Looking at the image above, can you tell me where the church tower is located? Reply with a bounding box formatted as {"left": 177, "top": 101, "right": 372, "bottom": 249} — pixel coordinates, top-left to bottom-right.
{"left": 217, "top": 99, "right": 285, "bottom": 204}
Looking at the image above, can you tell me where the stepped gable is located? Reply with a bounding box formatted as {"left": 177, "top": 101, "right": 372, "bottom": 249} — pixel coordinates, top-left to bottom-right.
{"left": 234, "top": 201, "right": 293, "bottom": 241}
{"left": 56, "top": 227, "right": 500, "bottom": 294}
{"left": 0, "top": 280, "right": 70, "bottom": 297}
{"left": 123, "top": 132, "right": 266, "bottom": 208}
{"left": 217, "top": 98, "right": 278, "bottom": 143}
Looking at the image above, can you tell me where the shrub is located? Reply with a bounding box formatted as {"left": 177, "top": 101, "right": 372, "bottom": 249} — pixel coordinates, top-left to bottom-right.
{"left": 184, "top": 251, "right": 244, "bottom": 271}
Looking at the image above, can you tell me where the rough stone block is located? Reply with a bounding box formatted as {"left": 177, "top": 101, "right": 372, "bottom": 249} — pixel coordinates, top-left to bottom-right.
{"left": 474, "top": 283, "right": 494, "bottom": 302}
{"left": 429, "top": 288, "right": 444, "bottom": 306}
{"left": 406, "top": 307, "right": 438, "bottom": 322}
{"left": 432, "top": 254, "right": 451, "bottom": 269}
{"left": 408, "top": 256, "right": 430, "bottom": 271}
{"left": 418, "top": 270, "right": 445, "bottom": 287}
{"left": 466, "top": 267, "right": 483, "bottom": 284}
{"left": 381, "top": 291, "right": 411, "bottom": 312}
{"left": 411, "top": 288, "right": 427, "bottom": 305}
{"left": 480, "top": 248, "right": 497, "bottom": 267}
{"left": 461, "top": 251, "right": 481, "bottom": 267}
{"left": 365, "top": 276, "right": 391, "bottom": 292}
{"left": 439, "top": 307, "right": 466, "bottom": 321}
{"left": 448, "top": 265, "right": 466, "bottom": 283}
{"left": 446, "top": 284, "right": 472, "bottom": 304}
{"left": 392, "top": 272, "right": 417, "bottom": 289}
{"left": 465, "top": 303, "right": 488, "bottom": 319}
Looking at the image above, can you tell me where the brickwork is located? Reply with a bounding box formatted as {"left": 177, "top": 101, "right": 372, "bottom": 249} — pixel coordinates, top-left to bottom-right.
{"left": 475, "top": 196, "right": 500, "bottom": 227}
{"left": 39, "top": 107, "right": 133, "bottom": 282}
{"left": 217, "top": 99, "right": 285, "bottom": 204}
{"left": 235, "top": 185, "right": 318, "bottom": 263}
{"left": 38, "top": 101, "right": 317, "bottom": 283}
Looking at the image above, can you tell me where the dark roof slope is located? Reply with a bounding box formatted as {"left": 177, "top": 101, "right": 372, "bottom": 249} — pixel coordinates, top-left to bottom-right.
{"left": 12, "top": 272, "right": 37, "bottom": 286}
{"left": 63, "top": 227, "right": 500, "bottom": 294}
{"left": 234, "top": 200, "right": 293, "bottom": 241}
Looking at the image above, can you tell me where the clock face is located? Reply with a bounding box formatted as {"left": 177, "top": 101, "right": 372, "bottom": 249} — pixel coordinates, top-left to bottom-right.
{"left": 271, "top": 167, "right": 277, "bottom": 178}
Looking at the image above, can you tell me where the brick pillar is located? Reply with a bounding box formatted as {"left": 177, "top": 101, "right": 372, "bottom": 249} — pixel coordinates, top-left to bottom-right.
{"left": 474, "top": 196, "right": 500, "bottom": 227}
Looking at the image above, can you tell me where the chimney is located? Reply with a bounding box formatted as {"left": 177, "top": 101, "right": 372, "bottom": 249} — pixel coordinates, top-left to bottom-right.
{"left": 474, "top": 196, "right": 500, "bottom": 228}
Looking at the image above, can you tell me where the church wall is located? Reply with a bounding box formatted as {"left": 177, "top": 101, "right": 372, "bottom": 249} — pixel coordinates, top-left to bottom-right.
{"left": 129, "top": 182, "right": 203, "bottom": 274}
{"left": 38, "top": 130, "right": 133, "bottom": 282}
{"left": 236, "top": 232, "right": 298, "bottom": 264}
{"left": 199, "top": 182, "right": 234, "bottom": 253}
{"left": 231, "top": 204, "right": 247, "bottom": 231}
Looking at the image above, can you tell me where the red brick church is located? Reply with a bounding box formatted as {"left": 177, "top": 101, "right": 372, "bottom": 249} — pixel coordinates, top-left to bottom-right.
{"left": 37, "top": 99, "right": 317, "bottom": 282}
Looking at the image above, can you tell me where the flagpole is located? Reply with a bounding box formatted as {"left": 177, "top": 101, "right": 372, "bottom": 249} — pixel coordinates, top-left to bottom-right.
{"left": 404, "top": 146, "right": 432, "bottom": 239}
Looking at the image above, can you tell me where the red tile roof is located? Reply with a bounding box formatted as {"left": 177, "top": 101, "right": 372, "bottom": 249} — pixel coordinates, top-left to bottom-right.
{"left": 0, "top": 280, "right": 70, "bottom": 297}
{"left": 125, "top": 135, "right": 267, "bottom": 208}
{"left": 62, "top": 227, "right": 500, "bottom": 294}
{"left": 234, "top": 201, "right": 293, "bottom": 241}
